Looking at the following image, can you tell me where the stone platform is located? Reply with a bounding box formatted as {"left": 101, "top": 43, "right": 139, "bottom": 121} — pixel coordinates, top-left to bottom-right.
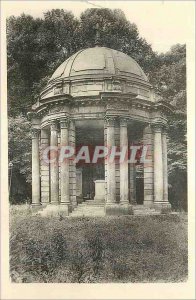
{"left": 32, "top": 202, "right": 171, "bottom": 217}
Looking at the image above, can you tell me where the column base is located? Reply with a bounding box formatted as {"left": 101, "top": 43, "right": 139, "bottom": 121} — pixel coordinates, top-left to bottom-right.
{"left": 36, "top": 203, "right": 72, "bottom": 217}
{"left": 71, "top": 196, "right": 77, "bottom": 208}
{"left": 59, "top": 203, "right": 72, "bottom": 216}
{"left": 143, "top": 201, "right": 154, "bottom": 208}
{"left": 130, "top": 200, "right": 137, "bottom": 205}
{"left": 76, "top": 195, "right": 83, "bottom": 204}
{"left": 50, "top": 201, "right": 59, "bottom": 205}
{"left": 154, "top": 202, "right": 172, "bottom": 214}
{"left": 30, "top": 203, "right": 42, "bottom": 213}
{"left": 94, "top": 196, "right": 105, "bottom": 201}
{"left": 31, "top": 202, "right": 42, "bottom": 207}
{"left": 105, "top": 203, "right": 133, "bottom": 216}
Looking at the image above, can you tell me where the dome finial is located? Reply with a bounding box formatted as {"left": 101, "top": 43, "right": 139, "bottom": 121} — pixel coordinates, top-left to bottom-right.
{"left": 95, "top": 23, "right": 101, "bottom": 47}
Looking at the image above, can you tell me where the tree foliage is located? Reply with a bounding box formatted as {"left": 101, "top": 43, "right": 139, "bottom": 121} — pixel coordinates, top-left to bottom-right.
{"left": 8, "top": 115, "right": 32, "bottom": 203}
{"left": 151, "top": 44, "right": 187, "bottom": 210}
{"left": 7, "top": 9, "right": 187, "bottom": 209}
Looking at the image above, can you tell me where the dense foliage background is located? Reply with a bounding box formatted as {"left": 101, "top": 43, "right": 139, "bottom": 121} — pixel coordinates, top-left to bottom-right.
{"left": 7, "top": 8, "right": 187, "bottom": 210}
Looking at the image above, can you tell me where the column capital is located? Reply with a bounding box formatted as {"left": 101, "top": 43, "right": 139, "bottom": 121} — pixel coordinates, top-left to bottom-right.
{"left": 31, "top": 128, "right": 40, "bottom": 139}
{"left": 60, "top": 117, "right": 70, "bottom": 129}
{"left": 120, "top": 117, "right": 129, "bottom": 127}
{"left": 104, "top": 116, "right": 116, "bottom": 127}
{"left": 50, "top": 120, "right": 58, "bottom": 131}
{"left": 162, "top": 124, "right": 169, "bottom": 135}
{"left": 152, "top": 122, "right": 165, "bottom": 133}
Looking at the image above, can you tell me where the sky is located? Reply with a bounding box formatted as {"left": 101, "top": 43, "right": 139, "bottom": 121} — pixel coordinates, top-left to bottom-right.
{"left": 3, "top": 0, "right": 194, "bottom": 53}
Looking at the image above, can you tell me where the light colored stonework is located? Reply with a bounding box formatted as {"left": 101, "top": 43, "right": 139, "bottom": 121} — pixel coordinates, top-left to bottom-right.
{"left": 30, "top": 46, "right": 174, "bottom": 215}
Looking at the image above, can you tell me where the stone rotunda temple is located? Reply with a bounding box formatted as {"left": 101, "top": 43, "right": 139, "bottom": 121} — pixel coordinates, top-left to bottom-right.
{"left": 30, "top": 46, "right": 174, "bottom": 216}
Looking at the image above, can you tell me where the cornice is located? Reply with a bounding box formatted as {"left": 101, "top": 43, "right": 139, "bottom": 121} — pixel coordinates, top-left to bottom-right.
{"left": 154, "top": 100, "right": 175, "bottom": 114}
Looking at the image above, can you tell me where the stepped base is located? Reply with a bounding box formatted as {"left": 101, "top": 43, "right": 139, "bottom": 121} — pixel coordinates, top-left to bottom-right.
{"left": 81, "top": 200, "right": 105, "bottom": 206}
{"left": 154, "top": 202, "right": 172, "bottom": 214}
{"left": 31, "top": 201, "right": 171, "bottom": 217}
{"left": 71, "top": 203, "right": 105, "bottom": 217}
{"left": 34, "top": 204, "right": 71, "bottom": 217}
{"left": 105, "top": 204, "right": 133, "bottom": 216}
{"left": 133, "top": 205, "right": 159, "bottom": 215}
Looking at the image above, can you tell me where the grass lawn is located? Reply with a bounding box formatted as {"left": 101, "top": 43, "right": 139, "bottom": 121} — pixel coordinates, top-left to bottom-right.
{"left": 10, "top": 205, "right": 188, "bottom": 283}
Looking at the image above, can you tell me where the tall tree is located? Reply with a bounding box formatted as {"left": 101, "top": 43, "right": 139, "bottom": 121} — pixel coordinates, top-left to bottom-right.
{"left": 79, "top": 8, "right": 158, "bottom": 73}
{"left": 8, "top": 115, "right": 32, "bottom": 203}
{"left": 7, "top": 10, "right": 80, "bottom": 116}
{"left": 152, "top": 44, "right": 187, "bottom": 210}
{"left": 7, "top": 9, "right": 187, "bottom": 209}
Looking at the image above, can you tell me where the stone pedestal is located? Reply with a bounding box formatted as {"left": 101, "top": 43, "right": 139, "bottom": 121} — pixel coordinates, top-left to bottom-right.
{"left": 94, "top": 180, "right": 105, "bottom": 202}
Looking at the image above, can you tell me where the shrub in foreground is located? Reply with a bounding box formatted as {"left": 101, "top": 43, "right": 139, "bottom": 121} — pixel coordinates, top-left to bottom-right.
{"left": 10, "top": 211, "right": 188, "bottom": 283}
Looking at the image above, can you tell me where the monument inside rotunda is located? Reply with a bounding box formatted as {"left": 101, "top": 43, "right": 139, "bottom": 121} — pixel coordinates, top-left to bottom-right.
{"left": 30, "top": 45, "right": 174, "bottom": 216}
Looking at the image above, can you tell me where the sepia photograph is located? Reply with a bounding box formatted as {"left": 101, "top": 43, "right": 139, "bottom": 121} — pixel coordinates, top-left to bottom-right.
{"left": 0, "top": 0, "right": 195, "bottom": 299}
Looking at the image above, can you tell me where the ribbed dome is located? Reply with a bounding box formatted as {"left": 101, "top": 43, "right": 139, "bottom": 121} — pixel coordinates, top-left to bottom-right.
{"left": 49, "top": 47, "right": 148, "bottom": 83}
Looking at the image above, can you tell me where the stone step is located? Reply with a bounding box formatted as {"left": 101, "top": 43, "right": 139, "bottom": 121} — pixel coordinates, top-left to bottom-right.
{"left": 71, "top": 211, "right": 105, "bottom": 215}
{"left": 71, "top": 203, "right": 160, "bottom": 217}
{"left": 70, "top": 203, "right": 105, "bottom": 217}
{"left": 73, "top": 210, "right": 104, "bottom": 214}
{"left": 35, "top": 204, "right": 62, "bottom": 217}
{"left": 132, "top": 205, "right": 159, "bottom": 215}
{"left": 85, "top": 199, "right": 105, "bottom": 203}
{"left": 82, "top": 200, "right": 105, "bottom": 205}
{"left": 133, "top": 209, "right": 156, "bottom": 213}
{"left": 133, "top": 206, "right": 156, "bottom": 211}
{"left": 79, "top": 203, "right": 105, "bottom": 207}
{"left": 71, "top": 212, "right": 105, "bottom": 217}
{"left": 76, "top": 204, "right": 103, "bottom": 207}
{"left": 134, "top": 210, "right": 160, "bottom": 215}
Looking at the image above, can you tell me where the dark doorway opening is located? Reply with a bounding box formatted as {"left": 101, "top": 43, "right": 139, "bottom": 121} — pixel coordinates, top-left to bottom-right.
{"left": 136, "top": 177, "right": 144, "bottom": 205}
{"left": 82, "top": 164, "right": 104, "bottom": 200}
{"left": 75, "top": 120, "right": 105, "bottom": 201}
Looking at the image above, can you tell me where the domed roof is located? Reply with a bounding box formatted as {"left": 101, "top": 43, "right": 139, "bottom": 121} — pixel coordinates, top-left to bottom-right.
{"left": 49, "top": 47, "right": 148, "bottom": 83}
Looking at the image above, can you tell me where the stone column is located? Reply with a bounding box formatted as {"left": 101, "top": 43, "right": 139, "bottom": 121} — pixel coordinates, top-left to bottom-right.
{"left": 129, "top": 163, "right": 136, "bottom": 205}
{"left": 162, "top": 127, "right": 169, "bottom": 202}
{"left": 120, "top": 118, "right": 129, "bottom": 204}
{"left": 50, "top": 120, "right": 59, "bottom": 204}
{"left": 40, "top": 128, "right": 50, "bottom": 204}
{"left": 153, "top": 124, "right": 164, "bottom": 204}
{"left": 105, "top": 116, "right": 116, "bottom": 204}
{"left": 32, "top": 128, "right": 41, "bottom": 205}
{"left": 69, "top": 120, "right": 77, "bottom": 208}
{"left": 60, "top": 118, "right": 71, "bottom": 213}
{"left": 143, "top": 125, "right": 154, "bottom": 207}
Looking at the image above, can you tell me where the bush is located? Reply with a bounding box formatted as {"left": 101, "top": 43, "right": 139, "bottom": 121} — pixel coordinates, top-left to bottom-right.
{"left": 10, "top": 209, "right": 188, "bottom": 283}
